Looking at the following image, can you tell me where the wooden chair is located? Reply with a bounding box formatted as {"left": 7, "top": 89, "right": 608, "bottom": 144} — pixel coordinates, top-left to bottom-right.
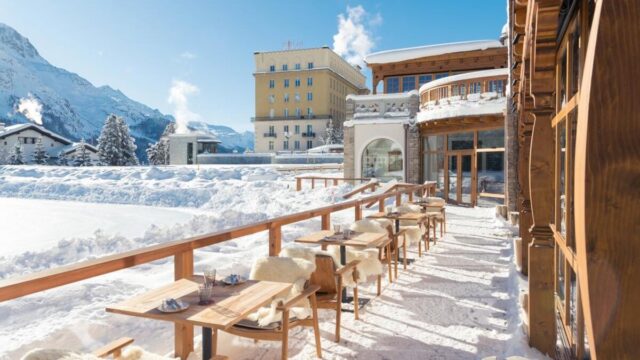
{"left": 425, "top": 197, "right": 446, "bottom": 240}
{"left": 349, "top": 219, "right": 398, "bottom": 296}
{"left": 310, "top": 254, "right": 360, "bottom": 342}
{"left": 219, "top": 284, "right": 322, "bottom": 360}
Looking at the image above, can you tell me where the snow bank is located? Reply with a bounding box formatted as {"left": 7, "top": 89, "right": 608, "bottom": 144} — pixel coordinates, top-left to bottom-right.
{"left": 417, "top": 92, "right": 506, "bottom": 122}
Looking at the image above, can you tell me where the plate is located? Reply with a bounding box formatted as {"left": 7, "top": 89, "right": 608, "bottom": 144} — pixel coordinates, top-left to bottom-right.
{"left": 222, "top": 274, "right": 247, "bottom": 286}
{"left": 157, "top": 299, "right": 189, "bottom": 313}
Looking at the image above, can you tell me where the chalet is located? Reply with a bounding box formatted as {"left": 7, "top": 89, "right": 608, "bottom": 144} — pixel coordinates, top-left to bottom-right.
{"left": 0, "top": 122, "right": 99, "bottom": 164}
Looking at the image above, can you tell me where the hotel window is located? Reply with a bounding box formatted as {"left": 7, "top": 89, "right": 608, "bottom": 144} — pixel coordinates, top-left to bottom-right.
{"left": 294, "top": 125, "right": 300, "bottom": 134}
{"left": 284, "top": 93, "right": 290, "bottom": 103}
{"left": 284, "top": 79, "right": 290, "bottom": 88}
{"left": 386, "top": 77, "right": 400, "bottom": 93}
{"left": 295, "top": 108, "right": 301, "bottom": 117}
{"left": 306, "top": 140, "right": 313, "bottom": 149}
{"left": 294, "top": 92, "right": 300, "bottom": 102}
{"left": 294, "top": 63, "right": 301, "bottom": 70}
{"left": 295, "top": 78, "right": 300, "bottom": 87}
{"left": 294, "top": 140, "right": 301, "bottom": 150}
{"left": 307, "top": 92, "right": 313, "bottom": 101}
{"left": 268, "top": 125, "right": 275, "bottom": 134}
{"left": 307, "top": 62, "right": 314, "bottom": 69}
{"left": 452, "top": 84, "right": 466, "bottom": 96}
{"left": 283, "top": 108, "right": 289, "bottom": 117}
{"left": 269, "top": 65, "right": 275, "bottom": 72}
{"left": 418, "top": 75, "right": 432, "bottom": 86}
{"left": 268, "top": 141, "right": 274, "bottom": 150}
{"left": 284, "top": 125, "right": 289, "bottom": 133}
{"left": 306, "top": 124, "right": 313, "bottom": 133}
{"left": 488, "top": 80, "right": 504, "bottom": 95}
{"left": 282, "top": 64, "right": 288, "bottom": 71}
{"left": 307, "top": 77, "right": 313, "bottom": 86}
{"left": 268, "top": 94, "right": 275, "bottom": 103}
{"left": 283, "top": 140, "right": 289, "bottom": 150}
{"left": 435, "top": 73, "right": 448, "bottom": 80}
{"left": 307, "top": 107, "right": 313, "bottom": 116}
{"left": 269, "top": 80, "right": 275, "bottom": 88}
{"left": 470, "top": 82, "right": 482, "bottom": 94}
{"left": 402, "top": 76, "right": 416, "bottom": 92}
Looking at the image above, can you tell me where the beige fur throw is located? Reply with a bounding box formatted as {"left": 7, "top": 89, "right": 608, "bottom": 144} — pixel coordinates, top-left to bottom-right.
{"left": 21, "top": 346, "right": 176, "bottom": 360}
{"left": 247, "top": 256, "right": 315, "bottom": 326}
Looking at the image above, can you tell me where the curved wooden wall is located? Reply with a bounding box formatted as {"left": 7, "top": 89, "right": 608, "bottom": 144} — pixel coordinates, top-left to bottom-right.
{"left": 575, "top": 1, "right": 640, "bottom": 358}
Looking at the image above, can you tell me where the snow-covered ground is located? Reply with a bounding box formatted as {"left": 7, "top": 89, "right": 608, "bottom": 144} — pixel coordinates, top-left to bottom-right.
{"left": 0, "top": 165, "right": 540, "bottom": 359}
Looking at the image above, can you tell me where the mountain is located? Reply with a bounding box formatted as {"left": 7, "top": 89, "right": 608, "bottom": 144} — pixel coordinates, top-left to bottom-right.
{"left": 0, "top": 23, "right": 169, "bottom": 161}
{"left": 186, "top": 120, "right": 254, "bottom": 152}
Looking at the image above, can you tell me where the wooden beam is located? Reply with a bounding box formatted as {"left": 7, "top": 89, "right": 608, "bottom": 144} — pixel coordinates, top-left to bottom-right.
{"left": 268, "top": 225, "right": 282, "bottom": 257}
{"left": 174, "top": 251, "right": 194, "bottom": 359}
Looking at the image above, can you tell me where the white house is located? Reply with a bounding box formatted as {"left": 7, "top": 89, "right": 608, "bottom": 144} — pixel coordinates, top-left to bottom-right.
{"left": 0, "top": 122, "right": 99, "bottom": 164}
{"left": 168, "top": 133, "right": 221, "bottom": 165}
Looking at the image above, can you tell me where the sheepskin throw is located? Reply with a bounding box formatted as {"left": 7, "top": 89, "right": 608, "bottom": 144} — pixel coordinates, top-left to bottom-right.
{"left": 21, "top": 346, "right": 176, "bottom": 360}
{"left": 247, "top": 256, "right": 315, "bottom": 326}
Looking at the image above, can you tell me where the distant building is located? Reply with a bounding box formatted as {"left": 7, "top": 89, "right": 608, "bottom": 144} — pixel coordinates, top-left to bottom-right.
{"left": 253, "top": 46, "right": 369, "bottom": 153}
{"left": 344, "top": 36, "right": 509, "bottom": 207}
{"left": 0, "top": 122, "right": 99, "bottom": 164}
{"left": 168, "top": 133, "right": 220, "bottom": 165}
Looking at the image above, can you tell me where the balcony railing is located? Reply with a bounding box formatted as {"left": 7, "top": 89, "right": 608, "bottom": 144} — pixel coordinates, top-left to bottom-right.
{"left": 263, "top": 133, "right": 277, "bottom": 138}
{"left": 252, "top": 114, "right": 331, "bottom": 122}
{"left": 302, "top": 132, "right": 316, "bottom": 138}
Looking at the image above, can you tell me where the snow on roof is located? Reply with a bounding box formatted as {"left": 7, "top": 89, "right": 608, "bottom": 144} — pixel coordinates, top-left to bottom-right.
{"left": 0, "top": 123, "right": 73, "bottom": 145}
{"left": 364, "top": 40, "right": 504, "bottom": 65}
{"left": 346, "top": 90, "right": 418, "bottom": 102}
{"left": 417, "top": 92, "right": 506, "bottom": 123}
{"left": 419, "top": 68, "right": 509, "bottom": 94}
{"left": 307, "top": 144, "right": 344, "bottom": 153}
{"left": 60, "top": 142, "right": 99, "bottom": 155}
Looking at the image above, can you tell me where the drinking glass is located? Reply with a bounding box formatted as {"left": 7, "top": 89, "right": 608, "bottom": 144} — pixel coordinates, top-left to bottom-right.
{"left": 333, "top": 224, "right": 341, "bottom": 234}
{"left": 198, "top": 284, "right": 213, "bottom": 305}
{"left": 204, "top": 268, "right": 216, "bottom": 287}
{"left": 385, "top": 206, "right": 393, "bottom": 215}
{"left": 343, "top": 229, "right": 352, "bottom": 240}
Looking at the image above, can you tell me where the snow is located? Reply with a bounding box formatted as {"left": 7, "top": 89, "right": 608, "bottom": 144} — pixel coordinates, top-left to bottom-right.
{"left": 418, "top": 92, "right": 507, "bottom": 122}
{"left": 0, "top": 165, "right": 541, "bottom": 359}
{"left": 306, "top": 144, "right": 344, "bottom": 154}
{"left": 365, "top": 40, "right": 505, "bottom": 65}
{"left": 418, "top": 68, "right": 509, "bottom": 94}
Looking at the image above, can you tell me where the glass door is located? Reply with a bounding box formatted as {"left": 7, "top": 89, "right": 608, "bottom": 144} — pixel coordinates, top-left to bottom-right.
{"left": 446, "top": 152, "right": 475, "bottom": 205}
{"left": 447, "top": 155, "right": 458, "bottom": 203}
{"left": 460, "top": 154, "right": 473, "bottom": 205}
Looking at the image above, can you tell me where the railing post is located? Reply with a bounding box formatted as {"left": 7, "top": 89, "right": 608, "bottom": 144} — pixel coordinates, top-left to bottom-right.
{"left": 324, "top": 179, "right": 328, "bottom": 187}
{"left": 296, "top": 178, "right": 302, "bottom": 191}
{"left": 269, "top": 224, "right": 282, "bottom": 256}
{"left": 174, "top": 250, "right": 194, "bottom": 359}
{"left": 379, "top": 199, "right": 385, "bottom": 212}
{"left": 408, "top": 191, "right": 414, "bottom": 202}
{"left": 311, "top": 179, "right": 315, "bottom": 189}
{"left": 333, "top": 179, "right": 338, "bottom": 186}
{"left": 396, "top": 193, "right": 402, "bottom": 206}
{"left": 321, "top": 213, "right": 330, "bottom": 230}
{"left": 355, "top": 203, "right": 362, "bottom": 221}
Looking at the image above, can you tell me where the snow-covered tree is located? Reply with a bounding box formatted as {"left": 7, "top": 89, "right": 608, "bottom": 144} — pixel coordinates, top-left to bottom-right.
{"left": 323, "top": 119, "right": 343, "bottom": 145}
{"left": 73, "top": 140, "right": 93, "bottom": 167}
{"left": 146, "top": 122, "right": 175, "bottom": 165}
{"left": 32, "top": 137, "right": 49, "bottom": 165}
{"left": 9, "top": 142, "right": 24, "bottom": 165}
{"left": 57, "top": 151, "right": 70, "bottom": 166}
{"left": 97, "top": 114, "right": 139, "bottom": 166}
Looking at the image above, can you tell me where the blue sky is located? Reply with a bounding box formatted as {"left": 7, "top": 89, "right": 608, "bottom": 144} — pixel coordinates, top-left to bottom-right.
{"left": 0, "top": 0, "right": 506, "bottom": 132}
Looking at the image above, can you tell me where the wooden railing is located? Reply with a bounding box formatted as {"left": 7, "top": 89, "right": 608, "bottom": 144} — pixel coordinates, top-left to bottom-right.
{"left": 295, "top": 175, "right": 370, "bottom": 191}
{"left": 0, "top": 183, "right": 431, "bottom": 359}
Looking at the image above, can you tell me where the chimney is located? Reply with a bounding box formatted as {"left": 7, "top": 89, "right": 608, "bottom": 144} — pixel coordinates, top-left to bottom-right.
{"left": 0, "top": 123, "right": 5, "bottom": 132}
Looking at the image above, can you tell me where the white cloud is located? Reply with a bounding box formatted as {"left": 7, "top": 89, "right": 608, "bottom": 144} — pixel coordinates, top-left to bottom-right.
{"left": 332, "top": 5, "right": 381, "bottom": 68}
{"left": 168, "top": 80, "right": 200, "bottom": 134}
{"left": 17, "top": 94, "right": 43, "bottom": 125}
{"left": 180, "top": 51, "right": 196, "bottom": 60}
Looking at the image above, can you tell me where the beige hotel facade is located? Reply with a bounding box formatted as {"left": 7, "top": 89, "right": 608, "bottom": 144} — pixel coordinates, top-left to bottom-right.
{"left": 253, "top": 47, "right": 368, "bottom": 153}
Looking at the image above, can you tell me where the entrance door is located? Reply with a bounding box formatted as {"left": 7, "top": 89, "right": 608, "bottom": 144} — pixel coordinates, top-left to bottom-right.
{"left": 446, "top": 152, "right": 475, "bottom": 205}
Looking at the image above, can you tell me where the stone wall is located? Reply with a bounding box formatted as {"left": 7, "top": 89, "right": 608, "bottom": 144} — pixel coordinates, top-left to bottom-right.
{"left": 405, "top": 123, "right": 421, "bottom": 184}
{"left": 343, "top": 123, "right": 355, "bottom": 180}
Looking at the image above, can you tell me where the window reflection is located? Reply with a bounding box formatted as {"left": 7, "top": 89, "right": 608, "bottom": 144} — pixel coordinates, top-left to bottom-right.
{"left": 362, "top": 139, "right": 403, "bottom": 181}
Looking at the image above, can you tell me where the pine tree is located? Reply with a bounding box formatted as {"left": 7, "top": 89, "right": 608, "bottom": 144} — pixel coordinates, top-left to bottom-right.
{"left": 146, "top": 122, "right": 176, "bottom": 165}
{"left": 73, "top": 140, "right": 93, "bottom": 167}
{"left": 323, "top": 119, "right": 344, "bottom": 145}
{"left": 57, "top": 151, "right": 69, "bottom": 166}
{"left": 32, "top": 137, "right": 49, "bottom": 165}
{"left": 97, "top": 114, "right": 139, "bottom": 166}
{"left": 9, "top": 142, "right": 24, "bottom": 165}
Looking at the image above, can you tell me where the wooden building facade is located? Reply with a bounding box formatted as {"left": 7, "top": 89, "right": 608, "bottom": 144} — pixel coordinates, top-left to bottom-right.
{"left": 510, "top": 0, "right": 640, "bottom": 358}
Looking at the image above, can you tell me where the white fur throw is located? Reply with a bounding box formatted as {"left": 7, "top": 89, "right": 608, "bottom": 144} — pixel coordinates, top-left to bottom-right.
{"left": 21, "top": 346, "right": 176, "bottom": 360}
{"left": 247, "top": 256, "right": 315, "bottom": 326}
{"left": 395, "top": 204, "right": 426, "bottom": 245}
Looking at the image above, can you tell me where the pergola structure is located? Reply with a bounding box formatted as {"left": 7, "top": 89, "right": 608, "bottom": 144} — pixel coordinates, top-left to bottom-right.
{"left": 510, "top": 0, "right": 640, "bottom": 359}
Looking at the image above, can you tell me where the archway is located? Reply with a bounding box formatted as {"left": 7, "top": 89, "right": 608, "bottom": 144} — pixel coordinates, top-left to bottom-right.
{"left": 361, "top": 138, "right": 403, "bottom": 181}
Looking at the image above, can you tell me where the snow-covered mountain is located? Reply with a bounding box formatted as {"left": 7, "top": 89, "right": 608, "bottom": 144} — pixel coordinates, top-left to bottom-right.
{"left": 0, "top": 23, "right": 174, "bottom": 161}
{"left": 187, "top": 120, "right": 254, "bottom": 152}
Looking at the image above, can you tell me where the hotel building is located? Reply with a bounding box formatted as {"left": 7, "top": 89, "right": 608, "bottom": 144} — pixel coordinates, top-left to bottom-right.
{"left": 253, "top": 47, "right": 368, "bottom": 153}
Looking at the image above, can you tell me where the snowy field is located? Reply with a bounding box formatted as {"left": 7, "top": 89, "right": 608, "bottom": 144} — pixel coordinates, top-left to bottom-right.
{"left": 0, "top": 165, "right": 540, "bottom": 359}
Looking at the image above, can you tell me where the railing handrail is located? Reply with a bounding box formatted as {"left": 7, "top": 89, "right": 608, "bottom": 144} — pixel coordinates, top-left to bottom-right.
{"left": 0, "top": 183, "right": 428, "bottom": 303}
{"left": 295, "top": 175, "right": 370, "bottom": 181}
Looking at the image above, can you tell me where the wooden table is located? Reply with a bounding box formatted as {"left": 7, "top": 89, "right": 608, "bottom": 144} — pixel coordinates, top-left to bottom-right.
{"left": 367, "top": 212, "right": 428, "bottom": 233}
{"left": 296, "top": 230, "right": 385, "bottom": 303}
{"left": 107, "top": 278, "right": 291, "bottom": 360}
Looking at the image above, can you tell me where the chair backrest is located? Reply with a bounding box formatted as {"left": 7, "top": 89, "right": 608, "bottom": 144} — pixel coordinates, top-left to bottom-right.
{"left": 397, "top": 203, "right": 422, "bottom": 214}
{"left": 250, "top": 256, "right": 316, "bottom": 293}
{"left": 309, "top": 254, "right": 338, "bottom": 295}
{"left": 351, "top": 219, "right": 394, "bottom": 249}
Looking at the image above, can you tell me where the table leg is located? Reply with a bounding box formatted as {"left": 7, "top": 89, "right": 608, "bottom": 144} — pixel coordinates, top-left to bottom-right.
{"left": 395, "top": 219, "right": 400, "bottom": 233}
{"left": 340, "top": 245, "right": 348, "bottom": 303}
{"left": 202, "top": 327, "right": 212, "bottom": 360}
